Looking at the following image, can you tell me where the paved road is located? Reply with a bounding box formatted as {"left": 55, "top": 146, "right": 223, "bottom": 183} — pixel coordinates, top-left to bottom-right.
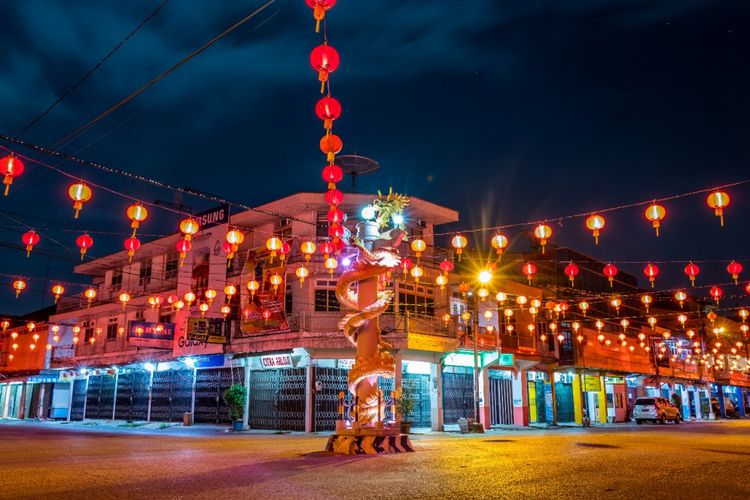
{"left": 1, "top": 420, "right": 749, "bottom": 499}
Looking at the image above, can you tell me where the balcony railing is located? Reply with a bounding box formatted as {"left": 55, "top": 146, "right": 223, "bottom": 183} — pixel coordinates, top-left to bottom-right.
{"left": 56, "top": 279, "right": 178, "bottom": 313}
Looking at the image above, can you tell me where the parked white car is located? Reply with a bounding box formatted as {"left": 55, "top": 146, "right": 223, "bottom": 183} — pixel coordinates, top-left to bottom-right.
{"left": 633, "top": 397, "right": 681, "bottom": 424}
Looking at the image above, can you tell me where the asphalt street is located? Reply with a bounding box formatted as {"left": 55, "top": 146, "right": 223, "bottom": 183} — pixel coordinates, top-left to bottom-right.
{"left": 1, "top": 420, "right": 749, "bottom": 499}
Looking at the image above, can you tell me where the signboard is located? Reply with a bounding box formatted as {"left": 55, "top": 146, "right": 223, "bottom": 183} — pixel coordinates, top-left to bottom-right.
{"left": 605, "top": 376, "right": 625, "bottom": 385}
{"left": 260, "top": 354, "right": 293, "bottom": 368}
{"left": 186, "top": 318, "right": 228, "bottom": 344}
{"left": 239, "top": 251, "right": 290, "bottom": 336}
{"left": 497, "top": 353, "right": 514, "bottom": 366}
{"left": 194, "top": 204, "right": 229, "bottom": 230}
{"left": 128, "top": 321, "right": 175, "bottom": 349}
{"left": 408, "top": 332, "right": 458, "bottom": 353}
{"left": 449, "top": 297, "right": 467, "bottom": 320}
{"left": 194, "top": 354, "right": 227, "bottom": 368}
{"left": 584, "top": 375, "right": 601, "bottom": 392}
{"left": 337, "top": 359, "right": 355, "bottom": 369}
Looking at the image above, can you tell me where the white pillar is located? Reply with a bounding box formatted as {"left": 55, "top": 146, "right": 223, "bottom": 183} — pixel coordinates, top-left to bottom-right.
{"left": 112, "top": 371, "right": 119, "bottom": 420}
{"left": 431, "top": 362, "right": 444, "bottom": 431}
{"left": 146, "top": 371, "right": 154, "bottom": 422}
{"left": 305, "top": 364, "right": 314, "bottom": 433}
{"left": 478, "top": 367, "right": 491, "bottom": 429}
{"left": 243, "top": 364, "right": 251, "bottom": 428}
{"left": 394, "top": 354, "right": 403, "bottom": 391}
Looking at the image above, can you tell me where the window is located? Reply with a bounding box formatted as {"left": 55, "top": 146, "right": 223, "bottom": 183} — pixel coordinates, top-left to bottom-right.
{"left": 315, "top": 279, "right": 340, "bottom": 312}
{"left": 111, "top": 268, "right": 123, "bottom": 291}
{"left": 316, "top": 211, "right": 329, "bottom": 237}
{"left": 396, "top": 283, "right": 435, "bottom": 317}
{"left": 164, "top": 252, "right": 179, "bottom": 280}
{"left": 275, "top": 218, "right": 292, "bottom": 240}
{"left": 106, "top": 317, "right": 118, "bottom": 341}
{"left": 139, "top": 259, "right": 152, "bottom": 287}
{"left": 159, "top": 312, "right": 173, "bottom": 324}
{"left": 83, "top": 321, "right": 95, "bottom": 343}
{"left": 135, "top": 310, "right": 145, "bottom": 321}
{"left": 285, "top": 277, "right": 294, "bottom": 314}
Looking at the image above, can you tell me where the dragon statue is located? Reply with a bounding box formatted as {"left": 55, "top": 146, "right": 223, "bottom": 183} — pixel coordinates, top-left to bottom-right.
{"left": 335, "top": 190, "right": 410, "bottom": 426}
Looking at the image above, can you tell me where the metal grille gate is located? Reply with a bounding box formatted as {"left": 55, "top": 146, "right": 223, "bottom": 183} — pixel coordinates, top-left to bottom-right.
{"left": 248, "top": 368, "right": 306, "bottom": 431}
{"left": 403, "top": 373, "right": 431, "bottom": 428}
{"left": 70, "top": 379, "right": 86, "bottom": 421}
{"left": 150, "top": 370, "right": 194, "bottom": 422}
{"left": 442, "top": 371, "right": 474, "bottom": 424}
{"left": 194, "top": 367, "right": 245, "bottom": 424}
{"left": 312, "top": 368, "right": 397, "bottom": 431}
{"left": 84, "top": 375, "right": 116, "bottom": 419}
{"left": 114, "top": 371, "right": 150, "bottom": 421}
{"left": 555, "top": 382, "right": 575, "bottom": 423}
{"left": 489, "top": 376, "right": 514, "bottom": 425}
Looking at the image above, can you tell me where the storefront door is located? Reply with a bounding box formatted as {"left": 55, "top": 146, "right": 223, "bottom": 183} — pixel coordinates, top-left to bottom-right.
{"left": 403, "top": 372, "right": 431, "bottom": 428}
{"left": 150, "top": 370, "right": 194, "bottom": 422}
{"left": 70, "top": 379, "right": 87, "bottom": 421}
{"left": 489, "top": 372, "right": 513, "bottom": 425}
{"left": 442, "top": 369, "right": 474, "bottom": 424}
{"left": 194, "top": 367, "right": 244, "bottom": 424}
{"left": 114, "top": 371, "right": 150, "bottom": 421}
{"left": 249, "top": 368, "right": 306, "bottom": 431}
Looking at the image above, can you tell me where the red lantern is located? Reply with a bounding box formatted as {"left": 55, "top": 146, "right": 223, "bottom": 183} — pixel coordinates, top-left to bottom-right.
{"left": 746, "top": 282, "right": 750, "bottom": 295}
{"left": 75, "top": 234, "right": 94, "bottom": 260}
{"left": 326, "top": 207, "right": 344, "bottom": 224}
{"left": 522, "top": 261, "right": 537, "bottom": 284}
{"left": 176, "top": 239, "right": 191, "bottom": 266}
{"left": 222, "top": 241, "right": 236, "bottom": 260}
{"left": 727, "top": 260, "right": 743, "bottom": 284}
{"left": 126, "top": 203, "right": 148, "bottom": 237}
{"left": 124, "top": 237, "right": 140, "bottom": 262}
{"left": 440, "top": 259, "right": 454, "bottom": 275}
{"left": 490, "top": 233, "right": 509, "bottom": 256}
{"left": 310, "top": 43, "right": 340, "bottom": 93}
{"left": 278, "top": 241, "right": 291, "bottom": 264}
{"left": 305, "top": 0, "right": 336, "bottom": 33}
{"left": 322, "top": 163, "right": 343, "bottom": 189}
{"left": 320, "top": 134, "right": 343, "bottom": 162}
{"left": 68, "top": 182, "right": 93, "bottom": 219}
{"left": 328, "top": 223, "right": 344, "bottom": 239}
{"left": 706, "top": 191, "right": 730, "bottom": 226}
{"left": 603, "top": 263, "right": 618, "bottom": 287}
{"left": 585, "top": 213, "right": 605, "bottom": 245}
{"left": 332, "top": 238, "right": 345, "bottom": 252}
{"left": 21, "top": 230, "right": 40, "bottom": 257}
{"left": 643, "top": 263, "right": 659, "bottom": 288}
{"left": 684, "top": 262, "right": 700, "bottom": 286}
{"left": 315, "top": 96, "right": 342, "bottom": 132}
{"left": 400, "top": 257, "right": 413, "bottom": 277}
{"left": 533, "top": 223, "right": 552, "bottom": 254}
{"left": 564, "top": 262, "right": 579, "bottom": 287}
{"left": 325, "top": 188, "right": 344, "bottom": 207}
{"left": 709, "top": 286, "right": 723, "bottom": 305}
{"left": 1, "top": 155, "right": 24, "bottom": 196}
{"left": 320, "top": 241, "right": 334, "bottom": 259}
{"left": 644, "top": 203, "right": 666, "bottom": 236}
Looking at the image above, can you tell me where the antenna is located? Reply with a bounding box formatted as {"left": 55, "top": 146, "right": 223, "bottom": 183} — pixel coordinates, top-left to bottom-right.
{"left": 334, "top": 155, "right": 380, "bottom": 193}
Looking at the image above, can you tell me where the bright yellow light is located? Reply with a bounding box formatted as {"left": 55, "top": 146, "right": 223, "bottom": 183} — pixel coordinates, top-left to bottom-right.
{"left": 477, "top": 269, "right": 493, "bottom": 285}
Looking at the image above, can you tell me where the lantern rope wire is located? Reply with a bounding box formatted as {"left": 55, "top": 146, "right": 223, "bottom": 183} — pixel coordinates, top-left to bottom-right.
{"left": 49, "top": 0, "right": 278, "bottom": 151}
{"left": 16, "top": 0, "right": 172, "bottom": 137}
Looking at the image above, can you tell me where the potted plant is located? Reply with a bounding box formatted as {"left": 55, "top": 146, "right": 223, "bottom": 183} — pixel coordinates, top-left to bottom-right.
{"left": 223, "top": 383, "right": 247, "bottom": 431}
{"left": 394, "top": 385, "right": 417, "bottom": 434}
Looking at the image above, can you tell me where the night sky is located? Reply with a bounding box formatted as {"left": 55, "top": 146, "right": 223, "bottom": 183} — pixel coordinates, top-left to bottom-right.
{"left": 1, "top": 0, "right": 748, "bottom": 314}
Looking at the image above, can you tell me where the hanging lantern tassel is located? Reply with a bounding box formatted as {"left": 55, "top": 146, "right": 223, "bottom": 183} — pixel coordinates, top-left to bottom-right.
{"left": 1, "top": 155, "right": 24, "bottom": 196}
{"left": 706, "top": 191, "right": 730, "bottom": 227}
{"left": 310, "top": 43, "right": 340, "bottom": 94}
{"left": 21, "top": 230, "right": 40, "bottom": 257}
{"left": 176, "top": 239, "right": 191, "bottom": 267}
{"left": 307, "top": 0, "right": 336, "bottom": 33}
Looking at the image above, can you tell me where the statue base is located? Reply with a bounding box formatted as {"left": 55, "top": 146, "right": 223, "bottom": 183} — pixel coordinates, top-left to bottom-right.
{"left": 325, "top": 433, "right": 414, "bottom": 455}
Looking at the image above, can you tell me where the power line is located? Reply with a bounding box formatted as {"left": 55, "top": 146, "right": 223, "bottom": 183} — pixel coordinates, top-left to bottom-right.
{"left": 50, "top": 0, "right": 277, "bottom": 151}
{"left": 17, "top": 0, "right": 171, "bottom": 137}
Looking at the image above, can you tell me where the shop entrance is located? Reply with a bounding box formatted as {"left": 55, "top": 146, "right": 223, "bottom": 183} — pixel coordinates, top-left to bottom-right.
{"left": 442, "top": 367, "right": 474, "bottom": 424}
{"left": 114, "top": 370, "right": 150, "bottom": 421}
{"left": 248, "top": 368, "right": 306, "bottom": 431}
{"left": 527, "top": 372, "right": 550, "bottom": 424}
{"left": 149, "top": 370, "right": 194, "bottom": 422}
{"left": 70, "top": 379, "right": 86, "bottom": 421}
{"left": 194, "top": 367, "right": 244, "bottom": 424}
{"left": 403, "top": 372, "right": 431, "bottom": 428}
{"left": 312, "top": 367, "right": 400, "bottom": 431}
{"left": 84, "top": 375, "right": 116, "bottom": 420}
{"left": 554, "top": 373, "right": 575, "bottom": 423}
{"left": 489, "top": 371, "right": 513, "bottom": 425}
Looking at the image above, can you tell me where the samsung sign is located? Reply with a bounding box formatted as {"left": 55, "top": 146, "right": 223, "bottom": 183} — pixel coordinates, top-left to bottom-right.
{"left": 194, "top": 204, "right": 230, "bottom": 229}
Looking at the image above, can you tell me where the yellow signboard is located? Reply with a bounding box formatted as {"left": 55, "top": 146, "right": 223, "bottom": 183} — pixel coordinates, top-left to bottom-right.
{"left": 584, "top": 375, "right": 601, "bottom": 392}
{"left": 408, "top": 332, "right": 458, "bottom": 353}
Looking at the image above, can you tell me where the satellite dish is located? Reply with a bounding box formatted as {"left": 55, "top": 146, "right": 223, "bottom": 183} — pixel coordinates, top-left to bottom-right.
{"left": 334, "top": 155, "right": 380, "bottom": 193}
